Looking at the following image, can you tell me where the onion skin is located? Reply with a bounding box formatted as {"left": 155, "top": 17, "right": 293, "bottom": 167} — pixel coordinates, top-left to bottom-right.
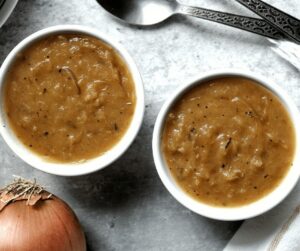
{"left": 0, "top": 196, "right": 86, "bottom": 251}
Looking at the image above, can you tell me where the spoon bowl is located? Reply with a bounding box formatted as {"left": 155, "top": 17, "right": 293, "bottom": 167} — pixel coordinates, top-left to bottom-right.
{"left": 96, "top": 0, "right": 178, "bottom": 26}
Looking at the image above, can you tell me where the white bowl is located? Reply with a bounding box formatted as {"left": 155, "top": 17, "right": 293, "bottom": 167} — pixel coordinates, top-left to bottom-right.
{"left": 152, "top": 69, "right": 300, "bottom": 221}
{"left": 0, "top": 25, "right": 145, "bottom": 176}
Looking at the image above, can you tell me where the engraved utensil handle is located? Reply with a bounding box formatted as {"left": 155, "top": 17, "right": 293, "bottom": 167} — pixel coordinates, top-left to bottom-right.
{"left": 177, "top": 5, "right": 285, "bottom": 40}
{"left": 235, "top": 0, "right": 300, "bottom": 43}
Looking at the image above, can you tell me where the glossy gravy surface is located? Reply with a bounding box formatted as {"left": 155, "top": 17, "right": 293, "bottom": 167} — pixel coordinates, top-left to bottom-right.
{"left": 5, "top": 34, "right": 136, "bottom": 162}
{"left": 162, "top": 77, "right": 295, "bottom": 207}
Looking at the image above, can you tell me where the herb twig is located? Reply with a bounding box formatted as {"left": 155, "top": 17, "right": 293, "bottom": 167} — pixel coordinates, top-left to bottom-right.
{"left": 0, "top": 177, "right": 52, "bottom": 205}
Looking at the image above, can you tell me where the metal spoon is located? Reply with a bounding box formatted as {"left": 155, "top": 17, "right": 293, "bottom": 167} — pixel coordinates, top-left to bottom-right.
{"left": 96, "top": 0, "right": 284, "bottom": 39}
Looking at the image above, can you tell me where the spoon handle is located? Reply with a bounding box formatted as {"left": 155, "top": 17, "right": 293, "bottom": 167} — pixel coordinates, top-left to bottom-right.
{"left": 235, "top": 0, "right": 300, "bottom": 43}
{"left": 177, "top": 5, "right": 285, "bottom": 40}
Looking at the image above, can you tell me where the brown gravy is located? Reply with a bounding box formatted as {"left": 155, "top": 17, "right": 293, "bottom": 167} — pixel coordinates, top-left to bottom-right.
{"left": 162, "top": 77, "right": 295, "bottom": 207}
{"left": 5, "top": 34, "right": 136, "bottom": 162}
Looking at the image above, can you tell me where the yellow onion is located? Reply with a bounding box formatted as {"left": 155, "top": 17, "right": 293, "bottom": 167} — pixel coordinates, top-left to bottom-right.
{"left": 0, "top": 178, "right": 86, "bottom": 251}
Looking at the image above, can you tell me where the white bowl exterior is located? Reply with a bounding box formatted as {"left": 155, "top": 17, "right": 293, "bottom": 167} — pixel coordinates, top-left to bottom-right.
{"left": 152, "top": 69, "right": 300, "bottom": 221}
{"left": 0, "top": 25, "right": 145, "bottom": 176}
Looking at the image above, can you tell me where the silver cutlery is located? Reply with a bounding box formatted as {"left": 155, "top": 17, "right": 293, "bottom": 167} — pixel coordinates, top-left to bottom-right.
{"left": 235, "top": 0, "right": 300, "bottom": 43}
{"left": 96, "top": 0, "right": 285, "bottom": 39}
{"left": 97, "top": 0, "right": 300, "bottom": 71}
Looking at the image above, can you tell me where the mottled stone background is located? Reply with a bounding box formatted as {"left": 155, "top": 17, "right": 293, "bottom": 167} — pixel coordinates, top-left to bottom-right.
{"left": 0, "top": 0, "right": 299, "bottom": 250}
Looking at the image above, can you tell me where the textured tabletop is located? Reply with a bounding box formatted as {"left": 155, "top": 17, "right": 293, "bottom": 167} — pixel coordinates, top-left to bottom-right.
{"left": 0, "top": 0, "right": 299, "bottom": 250}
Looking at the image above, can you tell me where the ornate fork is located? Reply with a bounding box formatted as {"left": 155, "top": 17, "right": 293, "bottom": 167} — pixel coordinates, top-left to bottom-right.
{"left": 235, "top": 0, "right": 300, "bottom": 43}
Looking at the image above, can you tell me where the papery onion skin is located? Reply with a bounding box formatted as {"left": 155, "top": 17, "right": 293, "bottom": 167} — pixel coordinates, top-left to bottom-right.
{"left": 0, "top": 196, "right": 86, "bottom": 251}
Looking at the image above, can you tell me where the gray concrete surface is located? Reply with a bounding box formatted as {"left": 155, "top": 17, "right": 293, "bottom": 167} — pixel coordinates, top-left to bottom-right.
{"left": 0, "top": 0, "right": 299, "bottom": 250}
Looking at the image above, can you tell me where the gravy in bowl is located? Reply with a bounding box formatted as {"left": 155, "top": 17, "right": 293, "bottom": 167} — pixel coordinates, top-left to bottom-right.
{"left": 4, "top": 34, "right": 136, "bottom": 162}
{"left": 162, "top": 77, "right": 295, "bottom": 207}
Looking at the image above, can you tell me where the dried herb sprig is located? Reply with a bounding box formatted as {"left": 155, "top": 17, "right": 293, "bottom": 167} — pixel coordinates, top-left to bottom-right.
{"left": 0, "top": 177, "right": 52, "bottom": 206}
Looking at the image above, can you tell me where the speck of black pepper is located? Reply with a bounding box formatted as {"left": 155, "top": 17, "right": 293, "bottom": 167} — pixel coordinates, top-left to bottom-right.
{"left": 58, "top": 69, "right": 62, "bottom": 73}
{"left": 23, "top": 77, "right": 27, "bottom": 80}
{"left": 44, "top": 131, "right": 49, "bottom": 136}
{"left": 203, "top": 115, "right": 207, "bottom": 118}
{"left": 46, "top": 55, "right": 50, "bottom": 58}
{"left": 43, "top": 88, "right": 47, "bottom": 94}
{"left": 114, "top": 123, "right": 119, "bottom": 131}
{"left": 253, "top": 186, "right": 257, "bottom": 189}
{"left": 221, "top": 164, "right": 225, "bottom": 168}
{"left": 264, "top": 174, "right": 269, "bottom": 179}
{"left": 29, "top": 144, "right": 33, "bottom": 148}
{"left": 197, "top": 103, "right": 200, "bottom": 107}
{"left": 225, "top": 137, "right": 232, "bottom": 149}
{"left": 205, "top": 106, "right": 208, "bottom": 109}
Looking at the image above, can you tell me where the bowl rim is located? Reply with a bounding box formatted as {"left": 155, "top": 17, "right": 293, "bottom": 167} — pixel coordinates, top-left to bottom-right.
{"left": 0, "top": 24, "right": 145, "bottom": 176}
{"left": 152, "top": 69, "right": 300, "bottom": 221}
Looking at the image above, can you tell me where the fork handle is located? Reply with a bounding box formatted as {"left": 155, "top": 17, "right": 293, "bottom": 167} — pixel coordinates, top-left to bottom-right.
{"left": 177, "top": 4, "right": 285, "bottom": 40}
{"left": 235, "top": 0, "right": 300, "bottom": 43}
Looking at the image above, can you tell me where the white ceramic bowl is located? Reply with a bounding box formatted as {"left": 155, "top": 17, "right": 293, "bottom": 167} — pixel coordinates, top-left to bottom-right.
{"left": 0, "top": 25, "right": 144, "bottom": 176}
{"left": 152, "top": 69, "right": 300, "bottom": 221}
